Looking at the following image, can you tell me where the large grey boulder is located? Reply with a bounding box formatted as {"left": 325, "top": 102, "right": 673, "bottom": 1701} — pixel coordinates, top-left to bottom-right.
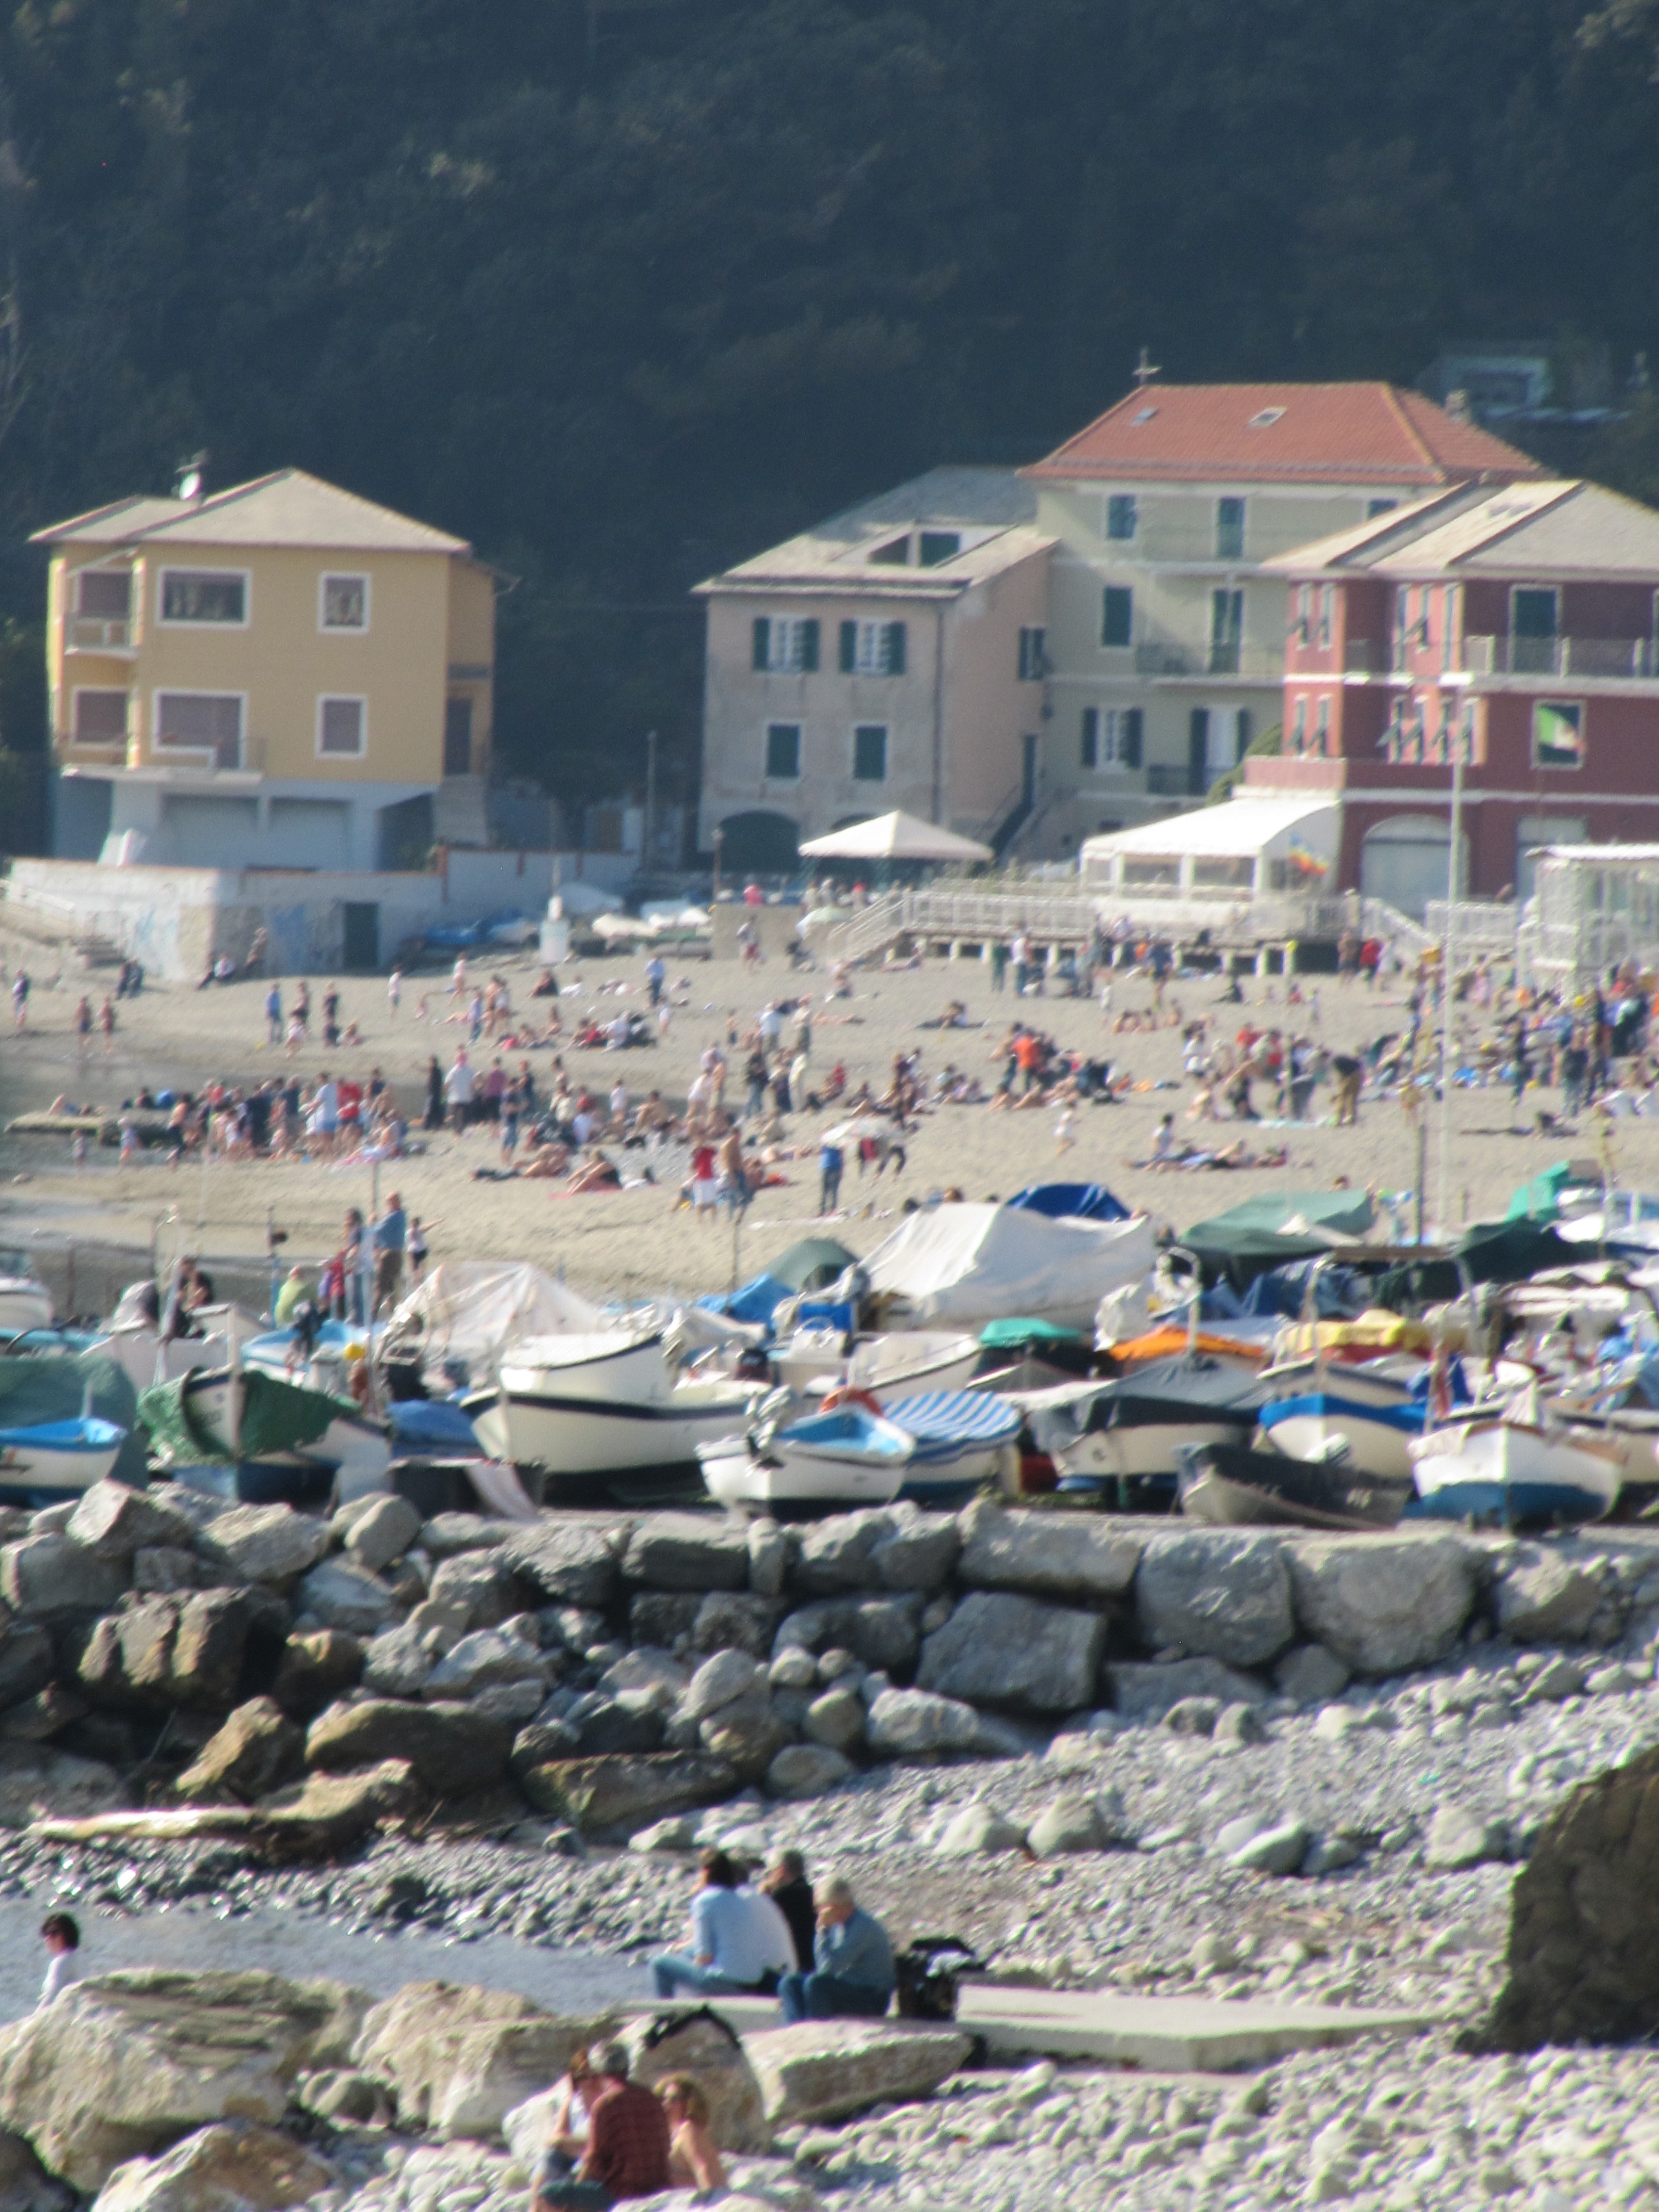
{"left": 690, "top": 1592, "right": 782, "bottom": 1656}
{"left": 936, "top": 1803, "right": 1026, "bottom": 1855}
{"left": 682, "top": 1648, "right": 761, "bottom": 1721}
{"left": 1135, "top": 1530, "right": 1294, "bottom": 1668}
{"left": 421, "top": 1628, "right": 546, "bottom": 1701}
{"left": 0, "top": 1745, "right": 126, "bottom": 1828}
{"left": 792, "top": 1508, "right": 958, "bottom": 1597}
{"left": 79, "top": 1591, "right": 258, "bottom": 1713}
{"left": 804, "top": 1687, "right": 864, "bottom": 1754}
{"left": 65, "top": 1483, "right": 197, "bottom": 1563}
{"left": 1230, "top": 1820, "right": 1310, "bottom": 1877}
{"left": 195, "top": 1506, "right": 331, "bottom": 1588}
{"left": 621, "top": 2008, "right": 771, "bottom": 2152}
{"left": 270, "top": 1630, "right": 362, "bottom": 1720}
{"left": 1423, "top": 1804, "right": 1506, "bottom": 1871}
{"left": 699, "top": 1694, "right": 790, "bottom": 1782}
{"left": 917, "top": 1590, "right": 1104, "bottom": 1712}
{"left": 1107, "top": 1657, "right": 1269, "bottom": 1722}
{"left": 175, "top": 1699, "right": 304, "bottom": 1804}
{"left": 1274, "top": 1644, "right": 1351, "bottom": 1707}
{"left": 515, "top": 1751, "right": 739, "bottom": 1837}
{"left": 1287, "top": 1535, "right": 1478, "bottom": 1676}
{"left": 956, "top": 1499, "right": 1140, "bottom": 1600}
{"left": 340, "top": 1495, "right": 422, "bottom": 1574}
{"left": 419, "top": 1514, "right": 511, "bottom": 1558}
{"left": 1, "top": 1536, "right": 125, "bottom": 1617}
{"left": 93, "top": 2119, "right": 335, "bottom": 2212}
{"left": 427, "top": 1554, "right": 519, "bottom": 1631}
{"left": 747, "top": 1520, "right": 791, "bottom": 1598}
{"left": 0, "top": 1969, "right": 368, "bottom": 2191}
{"left": 864, "top": 1687, "right": 980, "bottom": 1757}
{"left": 294, "top": 1561, "right": 396, "bottom": 1636}
{"left": 352, "top": 1981, "right": 619, "bottom": 2141}
{"left": 305, "top": 1699, "right": 511, "bottom": 1796}
{"left": 0, "top": 1626, "right": 54, "bottom": 1711}
{"left": 773, "top": 1597, "right": 924, "bottom": 1676}
{"left": 743, "top": 2021, "right": 969, "bottom": 2125}
{"left": 1027, "top": 1791, "right": 1128, "bottom": 1855}
{"left": 361, "top": 1620, "right": 436, "bottom": 1699}
{"left": 766, "top": 1744, "right": 854, "bottom": 1800}
{"left": 1496, "top": 1547, "right": 1605, "bottom": 1644}
{"left": 622, "top": 1514, "right": 749, "bottom": 1592}
{"left": 497, "top": 1524, "right": 620, "bottom": 1609}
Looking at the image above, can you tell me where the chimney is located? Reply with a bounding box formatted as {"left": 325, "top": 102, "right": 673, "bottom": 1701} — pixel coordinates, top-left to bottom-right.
{"left": 1444, "top": 389, "right": 1472, "bottom": 424}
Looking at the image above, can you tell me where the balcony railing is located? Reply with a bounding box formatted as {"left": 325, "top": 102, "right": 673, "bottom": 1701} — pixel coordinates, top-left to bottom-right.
{"left": 1133, "top": 641, "right": 1283, "bottom": 681}
{"left": 1146, "top": 762, "right": 1209, "bottom": 798}
{"left": 1459, "top": 634, "right": 1659, "bottom": 680}
{"left": 66, "top": 616, "right": 134, "bottom": 653}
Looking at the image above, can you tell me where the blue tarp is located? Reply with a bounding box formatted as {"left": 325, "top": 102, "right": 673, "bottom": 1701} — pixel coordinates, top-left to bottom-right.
{"left": 696, "top": 1272, "right": 794, "bottom": 1328}
{"left": 387, "top": 1396, "right": 486, "bottom": 1459}
{"left": 1006, "top": 1182, "right": 1130, "bottom": 1223}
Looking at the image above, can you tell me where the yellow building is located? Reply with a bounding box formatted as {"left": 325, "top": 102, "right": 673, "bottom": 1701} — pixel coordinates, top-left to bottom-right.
{"left": 34, "top": 468, "right": 497, "bottom": 869}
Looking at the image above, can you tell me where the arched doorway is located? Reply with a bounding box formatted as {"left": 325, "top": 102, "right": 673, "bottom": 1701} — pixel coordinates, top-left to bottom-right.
{"left": 1360, "top": 814, "right": 1466, "bottom": 920}
{"left": 717, "top": 810, "right": 799, "bottom": 874}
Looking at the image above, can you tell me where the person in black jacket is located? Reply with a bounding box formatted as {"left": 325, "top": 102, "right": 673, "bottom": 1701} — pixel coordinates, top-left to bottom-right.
{"left": 423, "top": 1055, "right": 444, "bottom": 1131}
{"left": 757, "top": 1849, "right": 815, "bottom": 1975}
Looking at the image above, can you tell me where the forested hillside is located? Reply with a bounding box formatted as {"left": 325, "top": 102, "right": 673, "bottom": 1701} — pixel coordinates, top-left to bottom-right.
{"left": 4, "top": 0, "right": 1659, "bottom": 831}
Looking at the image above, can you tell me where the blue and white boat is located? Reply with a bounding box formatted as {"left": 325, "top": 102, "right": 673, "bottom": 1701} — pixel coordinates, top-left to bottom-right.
{"left": 700, "top": 1398, "right": 914, "bottom": 1511}
{"left": 1256, "top": 1390, "right": 1434, "bottom": 1481}
{"left": 1406, "top": 1384, "right": 1623, "bottom": 1530}
{"left": 885, "top": 1389, "right": 1022, "bottom": 1505}
{"left": 0, "top": 1415, "right": 127, "bottom": 1503}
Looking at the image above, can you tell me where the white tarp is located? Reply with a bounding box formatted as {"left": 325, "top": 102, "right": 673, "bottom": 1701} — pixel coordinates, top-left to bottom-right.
{"left": 799, "top": 810, "right": 993, "bottom": 863}
{"left": 384, "top": 1261, "right": 605, "bottom": 1385}
{"left": 860, "top": 1202, "right": 1156, "bottom": 1332}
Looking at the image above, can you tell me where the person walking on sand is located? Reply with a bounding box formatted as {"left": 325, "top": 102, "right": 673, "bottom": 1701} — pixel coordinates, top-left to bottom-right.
{"left": 264, "top": 980, "right": 283, "bottom": 1044}
{"left": 99, "top": 998, "right": 117, "bottom": 1056}
{"left": 387, "top": 967, "right": 403, "bottom": 1018}
{"left": 74, "top": 995, "right": 92, "bottom": 1057}
{"left": 12, "top": 969, "right": 28, "bottom": 1032}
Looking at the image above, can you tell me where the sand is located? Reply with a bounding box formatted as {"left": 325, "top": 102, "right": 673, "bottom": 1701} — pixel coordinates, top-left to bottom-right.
{"left": 1, "top": 911, "right": 1652, "bottom": 1314}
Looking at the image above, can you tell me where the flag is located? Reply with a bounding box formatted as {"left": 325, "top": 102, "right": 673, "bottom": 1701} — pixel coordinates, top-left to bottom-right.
{"left": 1532, "top": 701, "right": 1583, "bottom": 770}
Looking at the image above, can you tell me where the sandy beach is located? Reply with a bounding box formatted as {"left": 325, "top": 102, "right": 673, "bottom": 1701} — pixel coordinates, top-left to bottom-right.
{"left": 2, "top": 914, "right": 1653, "bottom": 1314}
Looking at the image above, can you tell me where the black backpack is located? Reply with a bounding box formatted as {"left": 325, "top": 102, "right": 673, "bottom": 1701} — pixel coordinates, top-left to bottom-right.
{"left": 894, "top": 1937, "right": 984, "bottom": 2021}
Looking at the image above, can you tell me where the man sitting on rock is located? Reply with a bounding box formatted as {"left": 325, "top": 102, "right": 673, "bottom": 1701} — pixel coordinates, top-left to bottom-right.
{"left": 777, "top": 1874, "right": 895, "bottom": 2023}
{"left": 757, "top": 1848, "right": 817, "bottom": 1976}
{"left": 534, "top": 2040, "right": 669, "bottom": 2211}
{"left": 648, "top": 1849, "right": 775, "bottom": 1999}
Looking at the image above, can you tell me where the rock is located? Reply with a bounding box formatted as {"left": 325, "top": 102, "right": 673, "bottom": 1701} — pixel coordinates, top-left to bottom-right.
{"left": 175, "top": 1699, "right": 304, "bottom": 1804}
{"left": 1525, "top": 1653, "right": 1586, "bottom": 1702}
{"left": 361, "top": 1620, "right": 435, "bottom": 1698}
{"left": 621, "top": 2008, "right": 771, "bottom": 2152}
{"left": 936, "top": 1802, "right": 1026, "bottom": 1854}
{"left": 1423, "top": 1804, "right": 1505, "bottom": 1870}
{"left": 1274, "top": 1644, "right": 1351, "bottom": 1707}
{"left": 1, "top": 1535, "right": 125, "bottom": 1618}
{"left": 269, "top": 1631, "right": 361, "bottom": 1720}
{"left": 629, "top": 1592, "right": 701, "bottom": 1647}
{"left": 1585, "top": 1662, "right": 1640, "bottom": 1696}
{"left": 700, "top": 1694, "right": 791, "bottom": 1781}
{"left": 1302, "top": 1833, "right": 1363, "bottom": 1876}
{"left": 769, "top": 1648, "right": 818, "bottom": 1692}
{"left": 690, "top": 1591, "right": 781, "bottom": 1657}
{"left": 1495, "top": 1546, "right": 1604, "bottom": 1643}
{"left": 80, "top": 1590, "right": 263, "bottom": 1716}
{"left": 341, "top": 1495, "right": 422, "bottom": 1573}
{"left": 294, "top": 2069, "right": 385, "bottom": 2124}
{"left": 429, "top": 1554, "right": 518, "bottom": 1631}
{"left": 175, "top": 1591, "right": 267, "bottom": 1709}
{"left": 253, "top": 1761, "right": 424, "bottom": 1859}
{"left": 772, "top": 1597, "right": 924, "bottom": 1676}
{"left": 1135, "top": 1529, "right": 1294, "bottom": 1668}
{"left": 1026, "top": 1793, "right": 1113, "bottom": 1854}
{"left": 305, "top": 1699, "right": 511, "bottom": 1796}
{"left": 517, "top": 1751, "right": 740, "bottom": 1837}
{"left": 1213, "top": 1813, "right": 1267, "bottom": 1856}
{"left": 791, "top": 1508, "right": 957, "bottom": 1598}
{"left": 92, "top": 2120, "right": 335, "bottom": 2212}
{"left": 420, "top": 1513, "right": 512, "bottom": 1558}
{"left": 0, "top": 2127, "right": 67, "bottom": 2212}
{"left": 917, "top": 1590, "right": 1104, "bottom": 1713}
{"left": 623, "top": 1514, "right": 749, "bottom": 1591}
{"left": 131, "top": 1549, "right": 202, "bottom": 1596}
{"left": 1214, "top": 1702, "right": 1267, "bottom": 1747}
{"left": 0, "top": 1745, "right": 126, "bottom": 1828}
{"left": 598, "top": 1648, "right": 688, "bottom": 1697}
{"left": 0, "top": 1626, "right": 54, "bottom": 1711}
{"left": 195, "top": 1506, "right": 331, "bottom": 1587}
{"left": 422, "top": 1627, "right": 546, "bottom": 1700}
{"left": 497, "top": 1524, "right": 620, "bottom": 1609}
{"left": 510, "top": 1719, "right": 581, "bottom": 1778}
{"left": 0, "top": 1970, "right": 368, "bottom": 2190}
{"left": 0, "top": 1686, "right": 88, "bottom": 1744}
{"left": 1107, "top": 1657, "right": 1269, "bottom": 1723}
{"left": 748, "top": 1520, "right": 791, "bottom": 1598}
{"left": 1287, "top": 1534, "right": 1478, "bottom": 1676}
{"left": 64, "top": 1483, "right": 197, "bottom": 1563}
{"left": 684, "top": 1648, "right": 761, "bottom": 1720}
{"left": 743, "top": 2021, "right": 969, "bottom": 2126}
{"left": 1230, "top": 1819, "right": 1310, "bottom": 1876}
{"left": 1480, "top": 1741, "right": 1659, "bottom": 2049}
{"left": 293, "top": 1561, "right": 395, "bottom": 1636}
{"left": 1163, "top": 1696, "right": 1220, "bottom": 1736}
{"left": 803, "top": 1687, "right": 864, "bottom": 1755}
{"left": 956, "top": 1499, "right": 1140, "bottom": 1600}
{"left": 572, "top": 1694, "right": 665, "bottom": 1756}
{"left": 766, "top": 1744, "right": 853, "bottom": 1799}
{"left": 864, "top": 1687, "right": 980, "bottom": 1757}
{"left": 352, "top": 1981, "right": 619, "bottom": 2140}
{"left": 471, "top": 1679, "right": 547, "bottom": 1725}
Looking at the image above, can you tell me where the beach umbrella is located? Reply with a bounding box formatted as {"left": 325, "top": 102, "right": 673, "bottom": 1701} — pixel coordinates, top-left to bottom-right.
{"left": 797, "top": 811, "right": 993, "bottom": 863}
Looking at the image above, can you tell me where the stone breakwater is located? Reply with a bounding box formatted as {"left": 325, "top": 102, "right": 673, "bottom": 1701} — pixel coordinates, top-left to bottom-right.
{"left": 3, "top": 1484, "right": 1659, "bottom": 1855}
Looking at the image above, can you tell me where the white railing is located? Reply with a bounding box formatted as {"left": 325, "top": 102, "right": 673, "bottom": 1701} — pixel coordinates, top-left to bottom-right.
{"left": 1423, "top": 899, "right": 1517, "bottom": 953}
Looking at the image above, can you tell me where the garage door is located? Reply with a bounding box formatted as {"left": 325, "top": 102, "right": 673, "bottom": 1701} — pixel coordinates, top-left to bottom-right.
{"left": 1360, "top": 816, "right": 1463, "bottom": 920}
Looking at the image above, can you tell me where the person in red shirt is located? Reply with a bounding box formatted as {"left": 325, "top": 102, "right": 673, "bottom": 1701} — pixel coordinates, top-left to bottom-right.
{"left": 688, "top": 1139, "right": 718, "bottom": 1216}
{"left": 535, "top": 2041, "right": 670, "bottom": 2210}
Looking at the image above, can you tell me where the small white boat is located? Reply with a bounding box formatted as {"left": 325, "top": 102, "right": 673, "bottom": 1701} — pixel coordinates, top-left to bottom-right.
{"left": 886, "top": 1389, "right": 1022, "bottom": 1504}
{"left": 846, "top": 1332, "right": 985, "bottom": 1405}
{"left": 0, "top": 1416, "right": 127, "bottom": 1500}
{"left": 469, "top": 1367, "right": 762, "bottom": 1476}
{"left": 1407, "top": 1385, "right": 1624, "bottom": 1528}
{"left": 1256, "top": 1390, "right": 1432, "bottom": 1481}
{"left": 499, "top": 1328, "right": 680, "bottom": 1407}
{"left": 772, "top": 1326, "right": 851, "bottom": 1394}
{"left": 700, "top": 1399, "right": 914, "bottom": 1511}
{"left": 0, "top": 1251, "right": 54, "bottom": 1340}
{"left": 98, "top": 1302, "right": 264, "bottom": 1392}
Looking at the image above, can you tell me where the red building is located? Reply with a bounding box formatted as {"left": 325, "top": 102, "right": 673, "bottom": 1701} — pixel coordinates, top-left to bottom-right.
{"left": 1247, "top": 479, "right": 1659, "bottom": 914}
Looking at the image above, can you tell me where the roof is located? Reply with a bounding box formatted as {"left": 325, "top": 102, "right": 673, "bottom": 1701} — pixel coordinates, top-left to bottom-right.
{"left": 33, "top": 468, "right": 470, "bottom": 556}
{"left": 1081, "top": 795, "right": 1339, "bottom": 862}
{"left": 696, "top": 467, "right": 1053, "bottom": 599}
{"left": 1025, "top": 382, "right": 1545, "bottom": 487}
{"left": 798, "top": 810, "right": 993, "bottom": 862}
{"left": 1267, "top": 479, "right": 1659, "bottom": 582}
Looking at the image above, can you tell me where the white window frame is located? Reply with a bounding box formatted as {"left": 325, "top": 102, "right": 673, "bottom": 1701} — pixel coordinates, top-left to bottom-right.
{"left": 319, "top": 571, "right": 372, "bottom": 634}
{"left": 152, "top": 687, "right": 247, "bottom": 760}
{"left": 1098, "top": 708, "right": 1137, "bottom": 769}
{"left": 69, "top": 686, "right": 131, "bottom": 744}
{"left": 849, "top": 619, "right": 903, "bottom": 676}
{"left": 156, "top": 566, "right": 252, "bottom": 629}
{"left": 316, "top": 694, "right": 369, "bottom": 760}
{"left": 766, "top": 618, "right": 816, "bottom": 673}
{"left": 74, "top": 565, "right": 134, "bottom": 620}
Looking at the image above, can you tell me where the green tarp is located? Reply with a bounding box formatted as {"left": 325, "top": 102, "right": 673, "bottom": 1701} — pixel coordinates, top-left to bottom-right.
{"left": 766, "top": 1237, "right": 859, "bottom": 1292}
{"left": 0, "top": 1352, "right": 136, "bottom": 1434}
{"left": 1187, "top": 1188, "right": 1377, "bottom": 1241}
{"left": 1505, "top": 1162, "right": 1577, "bottom": 1223}
{"left": 138, "top": 1368, "right": 356, "bottom": 1466}
{"left": 978, "top": 1317, "right": 1082, "bottom": 1347}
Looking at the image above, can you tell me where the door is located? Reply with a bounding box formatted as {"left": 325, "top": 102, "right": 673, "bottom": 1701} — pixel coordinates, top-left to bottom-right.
{"left": 342, "top": 903, "right": 379, "bottom": 972}
{"left": 1511, "top": 588, "right": 1558, "bottom": 675}
{"left": 1188, "top": 709, "right": 1211, "bottom": 796}
{"left": 443, "top": 697, "right": 474, "bottom": 777}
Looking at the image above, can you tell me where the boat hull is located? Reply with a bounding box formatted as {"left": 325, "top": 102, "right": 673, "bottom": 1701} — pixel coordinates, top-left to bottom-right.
{"left": 698, "top": 1443, "right": 905, "bottom": 1512}
{"left": 1176, "top": 1440, "right": 1410, "bottom": 1531}
{"left": 847, "top": 1334, "right": 985, "bottom": 1406}
{"left": 1054, "top": 1417, "right": 1245, "bottom": 1484}
{"left": 0, "top": 1283, "right": 56, "bottom": 1338}
{"left": 1408, "top": 1417, "right": 1621, "bottom": 1529}
{"left": 498, "top": 1330, "right": 673, "bottom": 1407}
{"left": 0, "top": 1418, "right": 126, "bottom": 1502}
{"left": 472, "top": 1381, "right": 760, "bottom": 1475}
{"left": 1256, "top": 1394, "right": 1427, "bottom": 1480}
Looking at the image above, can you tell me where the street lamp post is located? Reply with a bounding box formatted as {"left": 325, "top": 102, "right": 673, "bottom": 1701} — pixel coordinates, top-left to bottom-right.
{"left": 1436, "top": 714, "right": 1471, "bottom": 1241}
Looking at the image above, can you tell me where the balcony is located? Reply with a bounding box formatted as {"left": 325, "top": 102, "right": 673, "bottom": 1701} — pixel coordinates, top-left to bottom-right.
{"left": 1134, "top": 641, "right": 1283, "bottom": 682}
{"left": 66, "top": 617, "right": 135, "bottom": 654}
{"left": 1459, "top": 634, "right": 1659, "bottom": 681}
{"left": 1146, "top": 762, "right": 1209, "bottom": 798}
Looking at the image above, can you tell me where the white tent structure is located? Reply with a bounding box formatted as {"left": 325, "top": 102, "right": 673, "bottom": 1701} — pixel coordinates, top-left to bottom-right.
{"left": 384, "top": 1261, "right": 606, "bottom": 1384}
{"left": 861, "top": 1202, "right": 1156, "bottom": 1332}
{"left": 799, "top": 810, "right": 993, "bottom": 863}
{"left": 1079, "top": 795, "right": 1339, "bottom": 900}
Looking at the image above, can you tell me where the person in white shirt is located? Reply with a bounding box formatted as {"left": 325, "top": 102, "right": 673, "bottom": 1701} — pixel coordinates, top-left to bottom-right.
{"left": 442, "top": 1050, "right": 476, "bottom": 1133}
{"left": 735, "top": 1877, "right": 800, "bottom": 1990}
{"left": 39, "top": 1912, "right": 80, "bottom": 2007}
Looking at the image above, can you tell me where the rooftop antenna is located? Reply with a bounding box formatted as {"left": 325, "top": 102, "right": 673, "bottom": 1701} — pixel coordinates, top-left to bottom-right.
{"left": 1132, "top": 347, "right": 1161, "bottom": 391}
{"left": 175, "top": 450, "right": 207, "bottom": 503}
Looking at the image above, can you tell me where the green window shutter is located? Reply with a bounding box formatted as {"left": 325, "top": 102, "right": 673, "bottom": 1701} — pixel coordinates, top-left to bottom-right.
{"left": 885, "top": 622, "right": 906, "bottom": 675}
{"left": 1123, "top": 709, "right": 1143, "bottom": 769}
{"left": 752, "top": 618, "right": 770, "bottom": 671}
{"left": 800, "top": 620, "right": 820, "bottom": 672}
{"left": 839, "top": 621, "right": 857, "bottom": 673}
{"left": 1081, "top": 709, "right": 1099, "bottom": 769}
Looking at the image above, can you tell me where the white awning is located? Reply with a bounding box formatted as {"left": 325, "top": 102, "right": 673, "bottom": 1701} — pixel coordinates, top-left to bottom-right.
{"left": 799, "top": 810, "right": 993, "bottom": 862}
{"left": 1081, "top": 796, "right": 1339, "bottom": 865}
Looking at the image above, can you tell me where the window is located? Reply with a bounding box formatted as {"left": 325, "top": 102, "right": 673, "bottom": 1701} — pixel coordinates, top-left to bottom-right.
{"left": 1217, "top": 497, "right": 1246, "bottom": 560}
{"left": 1107, "top": 494, "right": 1138, "bottom": 542}
{"left": 853, "top": 724, "right": 888, "bottom": 781}
{"left": 1513, "top": 588, "right": 1559, "bottom": 675}
{"left": 1291, "top": 696, "right": 1307, "bottom": 753}
{"left": 77, "top": 571, "right": 131, "bottom": 619}
{"left": 444, "top": 697, "right": 473, "bottom": 776}
{"left": 71, "top": 690, "right": 128, "bottom": 743}
{"left": 1018, "top": 626, "right": 1046, "bottom": 681}
{"left": 752, "top": 617, "right": 819, "bottom": 674}
{"left": 1318, "top": 586, "right": 1332, "bottom": 650}
{"left": 764, "top": 722, "right": 801, "bottom": 779}
{"left": 1532, "top": 700, "right": 1583, "bottom": 771}
{"left": 918, "top": 531, "right": 961, "bottom": 567}
{"left": 1209, "top": 589, "right": 1243, "bottom": 674}
{"left": 160, "top": 570, "right": 247, "bottom": 625}
{"left": 1236, "top": 708, "right": 1253, "bottom": 758}
{"left": 1081, "top": 707, "right": 1141, "bottom": 769}
{"left": 838, "top": 619, "right": 907, "bottom": 676}
{"left": 1368, "top": 498, "right": 1398, "bottom": 520}
{"left": 320, "top": 573, "right": 369, "bottom": 631}
{"left": 317, "top": 696, "right": 367, "bottom": 758}
{"left": 155, "top": 691, "right": 243, "bottom": 768}
{"left": 869, "top": 537, "right": 910, "bottom": 565}
{"left": 1291, "top": 584, "right": 1311, "bottom": 646}
{"left": 1248, "top": 407, "right": 1285, "bottom": 429}
{"left": 1314, "top": 697, "right": 1331, "bottom": 757}
{"left": 1101, "top": 586, "right": 1133, "bottom": 648}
